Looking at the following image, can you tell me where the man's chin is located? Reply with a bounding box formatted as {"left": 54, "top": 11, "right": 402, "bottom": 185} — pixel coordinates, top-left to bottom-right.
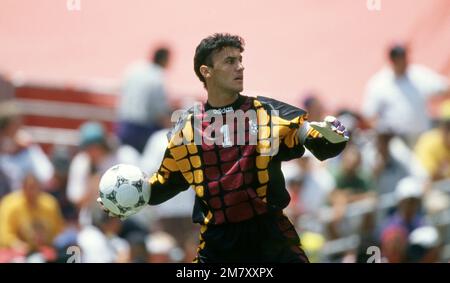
{"left": 234, "top": 85, "right": 244, "bottom": 93}
{"left": 223, "top": 84, "right": 243, "bottom": 94}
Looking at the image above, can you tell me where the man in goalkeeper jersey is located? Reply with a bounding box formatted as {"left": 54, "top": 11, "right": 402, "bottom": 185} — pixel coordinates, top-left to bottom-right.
{"left": 100, "top": 33, "right": 349, "bottom": 263}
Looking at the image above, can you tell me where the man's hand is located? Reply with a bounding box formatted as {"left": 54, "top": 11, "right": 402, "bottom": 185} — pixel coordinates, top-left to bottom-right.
{"left": 96, "top": 197, "right": 128, "bottom": 220}
{"left": 309, "top": 116, "right": 350, "bottom": 143}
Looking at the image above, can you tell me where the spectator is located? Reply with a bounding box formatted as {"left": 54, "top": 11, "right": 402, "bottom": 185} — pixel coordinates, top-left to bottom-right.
{"left": 126, "top": 232, "right": 149, "bottom": 263}
{"left": 380, "top": 225, "right": 409, "bottom": 263}
{"left": 298, "top": 231, "right": 326, "bottom": 263}
{"left": 0, "top": 172, "right": 64, "bottom": 254}
{"left": 47, "top": 145, "right": 77, "bottom": 221}
{"left": 0, "top": 100, "right": 54, "bottom": 194}
{"left": 379, "top": 176, "right": 427, "bottom": 259}
{"left": 362, "top": 44, "right": 449, "bottom": 146}
{"left": 67, "top": 122, "right": 134, "bottom": 226}
{"left": 331, "top": 144, "right": 374, "bottom": 202}
{"left": 328, "top": 144, "right": 375, "bottom": 239}
{"left": 406, "top": 226, "right": 441, "bottom": 263}
{"left": 52, "top": 211, "right": 80, "bottom": 263}
{"left": 302, "top": 94, "right": 325, "bottom": 122}
{"left": 282, "top": 151, "right": 335, "bottom": 230}
{"left": 145, "top": 231, "right": 182, "bottom": 263}
{"left": 77, "top": 207, "right": 130, "bottom": 263}
{"left": 117, "top": 47, "right": 172, "bottom": 153}
{"left": 371, "top": 132, "right": 410, "bottom": 195}
{"left": 415, "top": 100, "right": 450, "bottom": 181}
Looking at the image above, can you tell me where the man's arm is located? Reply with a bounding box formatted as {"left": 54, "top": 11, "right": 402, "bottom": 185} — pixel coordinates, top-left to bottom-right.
{"left": 255, "top": 96, "right": 348, "bottom": 161}
{"left": 147, "top": 158, "right": 190, "bottom": 205}
{"left": 98, "top": 116, "right": 192, "bottom": 217}
{"left": 148, "top": 112, "right": 193, "bottom": 204}
{"left": 97, "top": 148, "right": 190, "bottom": 218}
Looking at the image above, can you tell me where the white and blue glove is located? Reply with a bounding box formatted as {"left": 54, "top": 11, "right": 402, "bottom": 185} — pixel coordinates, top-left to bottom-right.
{"left": 309, "top": 116, "right": 350, "bottom": 143}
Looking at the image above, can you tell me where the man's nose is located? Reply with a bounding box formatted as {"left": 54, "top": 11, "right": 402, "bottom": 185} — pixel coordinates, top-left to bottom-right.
{"left": 237, "top": 62, "right": 245, "bottom": 71}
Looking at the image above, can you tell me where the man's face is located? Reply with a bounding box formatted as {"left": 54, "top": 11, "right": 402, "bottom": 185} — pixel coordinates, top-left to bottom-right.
{"left": 85, "top": 143, "right": 107, "bottom": 164}
{"left": 306, "top": 100, "right": 324, "bottom": 121}
{"left": 23, "top": 174, "right": 41, "bottom": 204}
{"left": 207, "top": 47, "right": 244, "bottom": 93}
{"left": 391, "top": 55, "right": 408, "bottom": 77}
{"left": 399, "top": 198, "right": 421, "bottom": 222}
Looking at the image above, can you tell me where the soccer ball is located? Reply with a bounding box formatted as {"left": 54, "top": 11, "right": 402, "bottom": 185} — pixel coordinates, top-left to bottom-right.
{"left": 98, "top": 164, "right": 151, "bottom": 218}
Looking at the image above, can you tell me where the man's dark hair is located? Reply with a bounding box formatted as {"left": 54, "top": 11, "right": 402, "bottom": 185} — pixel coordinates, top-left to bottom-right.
{"left": 153, "top": 47, "right": 170, "bottom": 66}
{"left": 388, "top": 44, "right": 407, "bottom": 61}
{"left": 194, "top": 33, "right": 245, "bottom": 87}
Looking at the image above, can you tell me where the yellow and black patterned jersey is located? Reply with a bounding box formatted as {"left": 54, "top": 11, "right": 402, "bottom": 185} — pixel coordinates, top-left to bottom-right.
{"left": 148, "top": 95, "right": 346, "bottom": 226}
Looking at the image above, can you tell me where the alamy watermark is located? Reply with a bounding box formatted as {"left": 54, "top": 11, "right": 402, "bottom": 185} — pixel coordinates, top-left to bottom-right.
{"left": 67, "top": 0, "right": 81, "bottom": 11}
{"left": 66, "top": 245, "right": 81, "bottom": 263}
{"left": 366, "top": 246, "right": 388, "bottom": 263}
{"left": 366, "top": 0, "right": 381, "bottom": 11}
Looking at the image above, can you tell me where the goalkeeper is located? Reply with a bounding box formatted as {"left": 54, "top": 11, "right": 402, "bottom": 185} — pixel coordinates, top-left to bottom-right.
{"left": 99, "top": 33, "right": 349, "bottom": 263}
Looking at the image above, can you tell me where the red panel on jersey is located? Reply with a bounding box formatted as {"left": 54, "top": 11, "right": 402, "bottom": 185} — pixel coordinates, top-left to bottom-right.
{"left": 205, "top": 166, "right": 220, "bottom": 181}
{"left": 207, "top": 181, "right": 220, "bottom": 196}
{"left": 221, "top": 162, "right": 239, "bottom": 175}
{"left": 220, "top": 173, "right": 243, "bottom": 191}
{"left": 219, "top": 147, "right": 239, "bottom": 162}
{"left": 223, "top": 191, "right": 249, "bottom": 206}
{"left": 203, "top": 151, "right": 218, "bottom": 165}
{"left": 225, "top": 203, "right": 254, "bottom": 223}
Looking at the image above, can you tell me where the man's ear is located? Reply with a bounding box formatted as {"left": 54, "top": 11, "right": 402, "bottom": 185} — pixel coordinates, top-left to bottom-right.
{"left": 200, "top": 65, "right": 211, "bottom": 80}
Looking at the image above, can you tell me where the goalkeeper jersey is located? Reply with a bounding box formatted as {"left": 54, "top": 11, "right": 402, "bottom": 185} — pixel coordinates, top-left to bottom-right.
{"left": 148, "top": 94, "right": 346, "bottom": 226}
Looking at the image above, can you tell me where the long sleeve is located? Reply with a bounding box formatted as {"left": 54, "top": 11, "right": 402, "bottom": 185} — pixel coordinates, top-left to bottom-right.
{"left": 255, "top": 96, "right": 347, "bottom": 162}
{"left": 148, "top": 147, "right": 190, "bottom": 205}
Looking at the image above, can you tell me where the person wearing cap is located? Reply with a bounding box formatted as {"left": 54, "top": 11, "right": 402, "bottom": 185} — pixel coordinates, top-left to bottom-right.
{"left": 67, "top": 122, "right": 123, "bottom": 226}
{"left": 362, "top": 44, "right": 450, "bottom": 147}
{"left": 380, "top": 176, "right": 426, "bottom": 240}
{"left": 393, "top": 176, "right": 426, "bottom": 230}
{"left": 414, "top": 100, "right": 450, "bottom": 181}
{"left": 378, "top": 176, "right": 427, "bottom": 262}
{"left": 406, "top": 225, "right": 441, "bottom": 263}
{"left": 145, "top": 231, "right": 180, "bottom": 263}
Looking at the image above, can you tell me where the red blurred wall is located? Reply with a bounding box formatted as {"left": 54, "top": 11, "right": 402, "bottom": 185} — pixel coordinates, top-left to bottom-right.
{"left": 0, "top": 0, "right": 449, "bottom": 111}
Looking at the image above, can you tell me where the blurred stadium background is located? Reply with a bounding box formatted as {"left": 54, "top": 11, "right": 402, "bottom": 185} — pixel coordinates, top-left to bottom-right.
{"left": 0, "top": 0, "right": 449, "bottom": 262}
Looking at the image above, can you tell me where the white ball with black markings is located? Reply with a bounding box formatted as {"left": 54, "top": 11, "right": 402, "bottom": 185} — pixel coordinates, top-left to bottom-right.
{"left": 99, "top": 164, "right": 151, "bottom": 217}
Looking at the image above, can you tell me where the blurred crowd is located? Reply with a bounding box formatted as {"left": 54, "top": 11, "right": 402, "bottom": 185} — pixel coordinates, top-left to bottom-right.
{"left": 0, "top": 44, "right": 449, "bottom": 263}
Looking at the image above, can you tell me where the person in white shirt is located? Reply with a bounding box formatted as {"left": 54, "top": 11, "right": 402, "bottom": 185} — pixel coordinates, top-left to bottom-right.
{"left": 77, "top": 208, "right": 130, "bottom": 263}
{"left": 67, "top": 122, "right": 139, "bottom": 226}
{"left": 0, "top": 100, "right": 54, "bottom": 195}
{"left": 282, "top": 150, "right": 335, "bottom": 233}
{"left": 117, "top": 47, "right": 172, "bottom": 153}
{"left": 363, "top": 44, "right": 449, "bottom": 146}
